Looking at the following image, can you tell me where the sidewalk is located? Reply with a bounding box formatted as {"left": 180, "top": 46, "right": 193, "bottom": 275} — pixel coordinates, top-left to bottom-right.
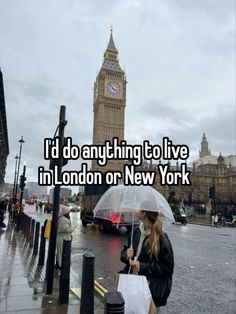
{"left": 0, "top": 220, "right": 104, "bottom": 313}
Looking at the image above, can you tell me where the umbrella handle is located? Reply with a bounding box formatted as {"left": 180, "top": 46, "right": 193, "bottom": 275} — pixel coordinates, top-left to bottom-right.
{"left": 127, "top": 244, "right": 133, "bottom": 275}
{"left": 128, "top": 256, "right": 137, "bottom": 275}
{"left": 130, "top": 211, "right": 135, "bottom": 248}
{"left": 116, "top": 210, "right": 122, "bottom": 229}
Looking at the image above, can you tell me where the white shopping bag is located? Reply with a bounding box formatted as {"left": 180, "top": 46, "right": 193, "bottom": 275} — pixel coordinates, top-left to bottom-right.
{"left": 117, "top": 274, "right": 152, "bottom": 314}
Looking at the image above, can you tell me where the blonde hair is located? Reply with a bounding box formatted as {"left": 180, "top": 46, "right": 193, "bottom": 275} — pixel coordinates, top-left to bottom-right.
{"left": 144, "top": 211, "right": 163, "bottom": 258}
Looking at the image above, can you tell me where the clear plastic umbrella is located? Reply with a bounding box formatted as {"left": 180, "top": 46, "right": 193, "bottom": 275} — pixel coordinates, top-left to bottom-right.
{"left": 93, "top": 184, "right": 174, "bottom": 244}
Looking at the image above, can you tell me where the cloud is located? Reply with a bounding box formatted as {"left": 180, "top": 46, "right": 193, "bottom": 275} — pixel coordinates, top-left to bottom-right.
{"left": 140, "top": 100, "right": 191, "bottom": 122}
{"left": 168, "top": 0, "right": 235, "bottom": 20}
{"left": 0, "top": 0, "right": 235, "bottom": 191}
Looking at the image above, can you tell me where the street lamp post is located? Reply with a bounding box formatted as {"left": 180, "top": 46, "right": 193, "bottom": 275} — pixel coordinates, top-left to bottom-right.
{"left": 12, "top": 154, "right": 19, "bottom": 201}
{"left": 47, "top": 105, "right": 67, "bottom": 294}
{"left": 15, "top": 136, "right": 25, "bottom": 201}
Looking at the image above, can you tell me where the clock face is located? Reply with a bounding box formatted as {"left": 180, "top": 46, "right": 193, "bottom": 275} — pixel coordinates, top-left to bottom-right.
{"left": 106, "top": 81, "right": 121, "bottom": 96}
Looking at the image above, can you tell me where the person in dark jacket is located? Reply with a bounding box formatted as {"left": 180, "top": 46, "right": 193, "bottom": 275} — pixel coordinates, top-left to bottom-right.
{"left": 0, "top": 207, "right": 6, "bottom": 228}
{"left": 120, "top": 210, "right": 174, "bottom": 311}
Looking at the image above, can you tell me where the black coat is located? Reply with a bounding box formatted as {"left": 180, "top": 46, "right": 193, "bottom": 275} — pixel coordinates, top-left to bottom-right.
{"left": 120, "top": 226, "right": 174, "bottom": 307}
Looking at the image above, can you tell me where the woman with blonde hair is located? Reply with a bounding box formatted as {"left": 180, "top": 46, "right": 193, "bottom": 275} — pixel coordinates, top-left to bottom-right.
{"left": 120, "top": 206, "right": 174, "bottom": 311}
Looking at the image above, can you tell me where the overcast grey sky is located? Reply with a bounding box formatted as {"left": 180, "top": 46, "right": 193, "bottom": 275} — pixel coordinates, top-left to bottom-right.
{"left": 1, "top": 0, "right": 235, "bottom": 191}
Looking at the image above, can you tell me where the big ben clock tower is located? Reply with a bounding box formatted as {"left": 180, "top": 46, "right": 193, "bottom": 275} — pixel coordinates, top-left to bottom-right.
{"left": 92, "top": 29, "right": 126, "bottom": 172}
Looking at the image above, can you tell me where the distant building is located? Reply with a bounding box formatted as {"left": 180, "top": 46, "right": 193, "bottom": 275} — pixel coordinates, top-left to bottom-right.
{"left": 0, "top": 68, "right": 9, "bottom": 195}
{"left": 4, "top": 183, "right": 14, "bottom": 196}
{"left": 79, "top": 185, "right": 85, "bottom": 194}
{"left": 49, "top": 187, "right": 72, "bottom": 203}
{"left": 144, "top": 133, "right": 236, "bottom": 208}
{"left": 26, "top": 182, "right": 47, "bottom": 199}
{"left": 71, "top": 193, "right": 78, "bottom": 202}
{"left": 61, "top": 188, "right": 72, "bottom": 200}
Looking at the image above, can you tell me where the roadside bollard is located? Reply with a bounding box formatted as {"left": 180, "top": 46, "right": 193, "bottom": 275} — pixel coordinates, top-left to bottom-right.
{"left": 27, "top": 217, "right": 32, "bottom": 241}
{"left": 24, "top": 215, "right": 28, "bottom": 238}
{"left": 45, "top": 250, "right": 49, "bottom": 281}
{"left": 27, "top": 217, "right": 33, "bottom": 242}
{"left": 23, "top": 215, "right": 28, "bottom": 237}
{"left": 33, "top": 222, "right": 40, "bottom": 256}
{"left": 18, "top": 212, "right": 24, "bottom": 232}
{"left": 38, "top": 225, "right": 46, "bottom": 266}
{"left": 22, "top": 214, "right": 26, "bottom": 236}
{"left": 21, "top": 213, "right": 26, "bottom": 232}
{"left": 80, "top": 251, "right": 95, "bottom": 314}
{"left": 44, "top": 219, "right": 52, "bottom": 281}
{"left": 30, "top": 219, "right": 35, "bottom": 247}
{"left": 16, "top": 212, "right": 22, "bottom": 232}
{"left": 24, "top": 215, "right": 29, "bottom": 238}
{"left": 104, "top": 291, "right": 125, "bottom": 314}
{"left": 23, "top": 215, "right": 27, "bottom": 238}
{"left": 58, "top": 240, "right": 71, "bottom": 304}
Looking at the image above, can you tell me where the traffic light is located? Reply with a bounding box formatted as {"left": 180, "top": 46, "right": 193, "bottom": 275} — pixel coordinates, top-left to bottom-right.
{"left": 20, "top": 174, "right": 26, "bottom": 190}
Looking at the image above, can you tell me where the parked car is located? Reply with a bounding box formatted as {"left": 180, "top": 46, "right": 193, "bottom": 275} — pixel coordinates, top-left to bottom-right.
{"left": 81, "top": 209, "right": 94, "bottom": 226}
{"left": 81, "top": 208, "right": 139, "bottom": 232}
{"left": 174, "top": 211, "right": 187, "bottom": 225}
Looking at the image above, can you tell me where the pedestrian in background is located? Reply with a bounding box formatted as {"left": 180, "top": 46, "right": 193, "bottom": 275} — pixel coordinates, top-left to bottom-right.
{"left": 8, "top": 201, "right": 14, "bottom": 220}
{"left": 39, "top": 202, "right": 43, "bottom": 213}
{"left": 56, "top": 205, "right": 77, "bottom": 270}
{"left": 13, "top": 201, "right": 20, "bottom": 224}
{"left": 120, "top": 208, "right": 174, "bottom": 312}
{"left": 210, "top": 210, "right": 214, "bottom": 225}
{"left": 0, "top": 202, "right": 6, "bottom": 228}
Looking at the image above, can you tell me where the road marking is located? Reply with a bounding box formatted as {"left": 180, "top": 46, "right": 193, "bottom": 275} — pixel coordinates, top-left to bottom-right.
{"left": 189, "top": 266, "right": 194, "bottom": 269}
{"left": 94, "top": 280, "right": 108, "bottom": 298}
{"left": 207, "top": 264, "right": 212, "bottom": 267}
{"left": 70, "top": 287, "right": 81, "bottom": 298}
{"left": 94, "top": 285, "right": 105, "bottom": 297}
{"left": 70, "top": 281, "right": 108, "bottom": 299}
{"left": 225, "top": 262, "right": 229, "bottom": 265}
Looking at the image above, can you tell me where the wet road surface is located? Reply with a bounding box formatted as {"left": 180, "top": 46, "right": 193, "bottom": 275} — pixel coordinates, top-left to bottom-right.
{"left": 25, "top": 205, "right": 236, "bottom": 314}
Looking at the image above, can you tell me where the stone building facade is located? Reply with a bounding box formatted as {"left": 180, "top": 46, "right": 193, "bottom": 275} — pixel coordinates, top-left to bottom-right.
{"left": 139, "top": 134, "right": 236, "bottom": 209}
{"left": 0, "top": 68, "right": 9, "bottom": 194}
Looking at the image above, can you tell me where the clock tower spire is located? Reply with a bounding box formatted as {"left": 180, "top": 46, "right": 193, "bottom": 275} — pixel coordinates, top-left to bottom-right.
{"left": 92, "top": 30, "right": 127, "bottom": 172}
{"left": 104, "top": 27, "right": 118, "bottom": 57}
